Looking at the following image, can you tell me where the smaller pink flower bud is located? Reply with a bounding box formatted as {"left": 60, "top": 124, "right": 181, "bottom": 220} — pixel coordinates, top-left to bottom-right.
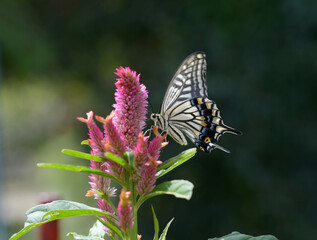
{"left": 78, "top": 111, "right": 115, "bottom": 200}
{"left": 97, "top": 112, "right": 126, "bottom": 178}
{"left": 97, "top": 112, "right": 126, "bottom": 155}
{"left": 77, "top": 111, "right": 105, "bottom": 157}
{"left": 134, "top": 133, "right": 149, "bottom": 170}
{"left": 85, "top": 189, "right": 95, "bottom": 197}
{"left": 148, "top": 126, "right": 166, "bottom": 161}
{"left": 98, "top": 199, "right": 116, "bottom": 235}
{"left": 136, "top": 156, "right": 162, "bottom": 196}
{"left": 118, "top": 189, "right": 134, "bottom": 233}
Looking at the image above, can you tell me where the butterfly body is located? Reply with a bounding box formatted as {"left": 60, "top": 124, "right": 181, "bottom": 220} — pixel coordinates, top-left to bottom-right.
{"left": 151, "top": 52, "right": 241, "bottom": 153}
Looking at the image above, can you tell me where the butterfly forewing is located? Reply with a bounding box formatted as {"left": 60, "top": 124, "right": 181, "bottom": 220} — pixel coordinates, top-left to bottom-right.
{"left": 160, "top": 52, "right": 208, "bottom": 113}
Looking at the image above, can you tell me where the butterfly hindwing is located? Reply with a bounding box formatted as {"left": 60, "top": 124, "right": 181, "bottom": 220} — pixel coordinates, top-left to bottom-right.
{"left": 165, "top": 97, "right": 241, "bottom": 152}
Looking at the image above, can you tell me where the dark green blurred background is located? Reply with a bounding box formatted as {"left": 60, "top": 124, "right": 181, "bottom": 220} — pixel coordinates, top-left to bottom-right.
{"left": 1, "top": 0, "right": 316, "bottom": 239}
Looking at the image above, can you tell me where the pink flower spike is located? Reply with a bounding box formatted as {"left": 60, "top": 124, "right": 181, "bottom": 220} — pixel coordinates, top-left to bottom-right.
{"left": 78, "top": 111, "right": 105, "bottom": 157}
{"left": 97, "top": 199, "right": 116, "bottom": 235}
{"left": 113, "top": 67, "right": 148, "bottom": 150}
{"left": 148, "top": 135, "right": 163, "bottom": 161}
{"left": 136, "top": 156, "right": 162, "bottom": 196}
{"left": 78, "top": 111, "right": 116, "bottom": 203}
{"left": 77, "top": 117, "right": 88, "bottom": 123}
{"left": 134, "top": 133, "right": 149, "bottom": 170}
{"left": 153, "top": 125, "right": 166, "bottom": 141}
{"left": 97, "top": 112, "right": 126, "bottom": 178}
{"left": 88, "top": 161, "right": 115, "bottom": 199}
{"left": 98, "top": 198, "right": 115, "bottom": 214}
{"left": 85, "top": 189, "right": 95, "bottom": 197}
{"left": 95, "top": 115, "right": 106, "bottom": 123}
{"left": 100, "top": 112, "right": 126, "bottom": 155}
{"left": 118, "top": 189, "right": 134, "bottom": 233}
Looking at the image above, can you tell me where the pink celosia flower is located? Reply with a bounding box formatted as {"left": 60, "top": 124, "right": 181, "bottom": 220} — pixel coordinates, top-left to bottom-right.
{"left": 118, "top": 189, "right": 134, "bottom": 233}
{"left": 77, "top": 111, "right": 105, "bottom": 157}
{"left": 96, "top": 112, "right": 126, "bottom": 155}
{"left": 133, "top": 133, "right": 149, "bottom": 170}
{"left": 97, "top": 199, "right": 115, "bottom": 214}
{"left": 98, "top": 199, "right": 116, "bottom": 234}
{"left": 136, "top": 126, "right": 166, "bottom": 196}
{"left": 113, "top": 67, "right": 148, "bottom": 150}
{"left": 88, "top": 160, "right": 116, "bottom": 198}
{"left": 148, "top": 126, "right": 167, "bottom": 160}
{"left": 96, "top": 113, "right": 126, "bottom": 178}
{"left": 136, "top": 156, "right": 162, "bottom": 196}
{"left": 78, "top": 67, "right": 169, "bottom": 237}
{"left": 77, "top": 111, "right": 115, "bottom": 199}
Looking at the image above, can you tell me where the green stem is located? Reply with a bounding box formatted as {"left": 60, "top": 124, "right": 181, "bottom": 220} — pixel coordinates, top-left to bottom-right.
{"left": 103, "top": 194, "right": 119, "bottom": 216}
{"left": 131, "top": 204, "right": 138, "bottom": 240}
{"left": 127, "top": 178, "right": 138, "bottom": 240}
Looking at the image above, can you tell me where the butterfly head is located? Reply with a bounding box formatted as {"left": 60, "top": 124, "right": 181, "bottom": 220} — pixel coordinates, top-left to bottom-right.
{"left": 150, "top": 113, "right": 158, "bottom": 126}
{"left": 150, "top": 113, "right": 157, "bottom": 120}
{"left": 150, "top": 113, "right": 166, "bottom": 131}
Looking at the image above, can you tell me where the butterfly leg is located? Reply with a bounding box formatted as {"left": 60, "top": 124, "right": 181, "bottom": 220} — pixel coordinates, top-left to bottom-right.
{"left": 143, "top": 126, "right": 153, "bottom": 138}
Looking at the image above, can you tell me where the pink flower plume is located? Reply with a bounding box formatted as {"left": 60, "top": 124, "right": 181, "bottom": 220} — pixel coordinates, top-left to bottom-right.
{"left": 118, "top": 189, "right": 134, "bottom": 233}
{"left": 113, "top": 67, "right": 148, "bottom": 150}
{"left": 77, "top": 111, "right": 105, "bottom": 157}
{"left": 78, "top": 111, "right": 115, "bottom": 199}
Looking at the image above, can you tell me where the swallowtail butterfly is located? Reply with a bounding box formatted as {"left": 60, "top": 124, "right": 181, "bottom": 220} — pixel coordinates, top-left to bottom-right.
{"left": 151, "top": 51, "right": 241, "bottom": 153}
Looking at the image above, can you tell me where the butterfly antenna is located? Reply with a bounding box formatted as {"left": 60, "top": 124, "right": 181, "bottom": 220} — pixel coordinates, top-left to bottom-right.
{"left": 144, "top": 126, "right": 153, "bottom": 138}
{"left": 148, "top": 97, "right": 154, "bottom": 113}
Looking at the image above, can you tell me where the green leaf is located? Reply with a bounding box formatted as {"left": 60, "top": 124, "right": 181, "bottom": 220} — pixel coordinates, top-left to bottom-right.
{"left": 158, "top": 148, "right": 196, "bottom": 171}
{"left": 96, "top": 216, "right": 123, "bottom": 239}
{"left": 81, "top": 140, "right": 90, "bottom": 146}
{"left": 135, "top": 180, "right": 194, "bottom": 210}
{"left": 158, "top": 218, "right": 174, "bottom": 240}
{"left": 62, "top": 149, "right": 107, "bottom": 162}
{"left": 151, "top": 206, "right": 159, "bottom": 240}
{"left": 9, "top": 200, "right": 119, "bottom": 240}
{"left": 208, "top": 231, "right": 279, "bottom": 240}
{"left": 105, "top": 152, "right": 131, "bottom": 171}
{"left": 156, "top": 148, "right": 196, "bottom": 178}
{"left": 37, "top": 163, "right": 122, "bottom": 185}
{"left": 62, "top": 149, "right": 131, "bottom": 172}
{"left": 151, "top": 180, "right": 194, "bottom": 199}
